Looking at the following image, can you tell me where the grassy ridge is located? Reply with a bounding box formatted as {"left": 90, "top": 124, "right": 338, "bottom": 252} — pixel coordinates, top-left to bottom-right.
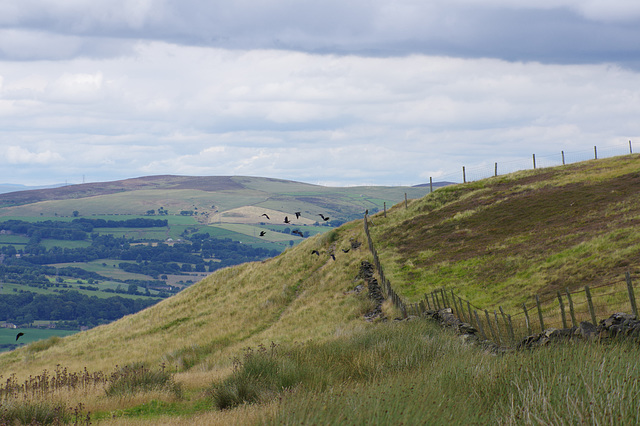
{"left": 371, "top": 154, "right": 640, "bottom": 310}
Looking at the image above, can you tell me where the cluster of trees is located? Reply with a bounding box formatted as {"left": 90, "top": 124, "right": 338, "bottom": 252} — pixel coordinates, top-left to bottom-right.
{"left": 0, "top": 290, "right": 159, "bottom": 327}
{"left": 145, "top": 207, "right": 169, "bottom": 215}
{"left": 72, "top": 218, "right": 168, "bottom": 228}
{"left": 0, "top": 264, "right": 108, "bottom": 287}
{"left": 0, "top": 218, "right": 167, "bottom": 247}
{"left": 1, "top": 226, "right": 280, "bottom": 280}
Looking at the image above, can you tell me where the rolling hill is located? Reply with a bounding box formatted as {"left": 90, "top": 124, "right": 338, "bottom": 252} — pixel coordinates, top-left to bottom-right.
{"left": 1, "top": 156, "right": 640, "bottom": 424}
{"left": 0, "top": 175, "right": 432, "bottom": 223}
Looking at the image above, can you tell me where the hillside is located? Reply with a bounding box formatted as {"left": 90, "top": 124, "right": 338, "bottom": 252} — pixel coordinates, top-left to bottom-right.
{"left": 1, "top": 156, "right": 640, "bottom": 424}
{"left": 0, "top": 175, "right": 431, "bottom": 224}
{"left": 371, "top": 154, "right": 640, "bottom": 310}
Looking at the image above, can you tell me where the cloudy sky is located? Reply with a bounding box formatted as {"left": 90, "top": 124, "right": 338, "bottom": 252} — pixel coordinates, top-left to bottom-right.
{"left": 1, "top": 1, "right": 640, "bottom": 187}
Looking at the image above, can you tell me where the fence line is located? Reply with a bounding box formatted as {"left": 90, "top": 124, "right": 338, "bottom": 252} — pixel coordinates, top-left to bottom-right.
{"left": 432, "top": 140, "right": 634, "bottom": 185}
{"left": 363, "top": 150, "right": 640, "bottom": 347}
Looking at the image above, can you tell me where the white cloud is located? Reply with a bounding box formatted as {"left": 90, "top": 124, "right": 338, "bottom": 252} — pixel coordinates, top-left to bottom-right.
{"left": 4, "top": 146, "right": 63, "bottom": 165}
{"left": 0, "top": 38, "right": 639, "bottom": 186}
{"left": 45, "top": 72, "right": 105, "bottom": 103}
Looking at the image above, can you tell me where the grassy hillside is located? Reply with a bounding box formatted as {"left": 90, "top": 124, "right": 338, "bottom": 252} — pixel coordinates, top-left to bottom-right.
{"left": 371, "top": 154, "right": 640, "bottom": 309}
{"left": 2, "top": 157, "right": 640, "bottom": 424}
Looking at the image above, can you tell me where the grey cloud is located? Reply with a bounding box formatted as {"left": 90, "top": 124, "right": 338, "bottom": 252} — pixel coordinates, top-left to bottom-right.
{"left": 1, "top": 1, "right": 639, "bottom": 67}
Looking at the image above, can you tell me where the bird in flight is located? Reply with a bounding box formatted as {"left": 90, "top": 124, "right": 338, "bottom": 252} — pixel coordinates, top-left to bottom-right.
{"left": 261, "top": 214, "right": 270, "bottom": 220}
{"left": 330, "top": 254, "right": 336, "bottom": 260}
{"left": 284, "top": 216, "right": 290, "bottom": 223}
{"left": 294, "top": 212, "right": 301, "bottom": 219}
{"left": 342, "top": 248, "right": 350, "bottom": 253}
{"left": 259, "top": 231, "right": 266, "bottom": 236}
{"left": 292, "top": 230, "right": 303, "bottom": 237}
{"left": 16, "top": 332, "right": 24, "bottom": 341}
{"left": 318, "top": 214, "right": 330, "bottom": 221}
{"left": 311, "top": 250, "right": 320, "bottom": 256}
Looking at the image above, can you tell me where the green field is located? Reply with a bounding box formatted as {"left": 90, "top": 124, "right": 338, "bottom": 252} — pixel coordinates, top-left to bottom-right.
{"left": 0, "top": 327, "right": 79, "bottom": 353}
{"left": 1, "top": 280, "right": 166, "bottom": 300}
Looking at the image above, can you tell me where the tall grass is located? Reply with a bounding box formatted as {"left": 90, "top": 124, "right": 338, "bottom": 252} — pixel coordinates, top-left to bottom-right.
{"left": 266, "top": 323, "right": 640, "bottom": 425}
{"left": 105, "top": 363, "right": 182, "bottom": 398}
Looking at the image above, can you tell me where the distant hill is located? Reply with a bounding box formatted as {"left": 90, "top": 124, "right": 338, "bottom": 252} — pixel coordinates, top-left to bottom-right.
{"left": 0, "top": 175, "right": 433, "bottom": 224}
{"left": 412, "top": 181, "right": 455, "bottom": 188}
{"left": 0, "top": 183, "right": 65, "bottom": 195}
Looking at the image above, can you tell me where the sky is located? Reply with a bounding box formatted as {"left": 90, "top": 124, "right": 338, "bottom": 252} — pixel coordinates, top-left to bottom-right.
{"left": 1, "top": 1, "right": 640, "bottom": 187}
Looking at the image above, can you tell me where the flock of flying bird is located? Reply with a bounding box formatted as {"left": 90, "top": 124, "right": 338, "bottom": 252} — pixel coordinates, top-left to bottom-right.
{"left": 260, "top": 211, "right": 329, "bottom": 224}
{"left": 258, "top": 211, "right": 330, "bottom": 240}
{"left": 259, "top": 211, "right": 344, "bottom": 260}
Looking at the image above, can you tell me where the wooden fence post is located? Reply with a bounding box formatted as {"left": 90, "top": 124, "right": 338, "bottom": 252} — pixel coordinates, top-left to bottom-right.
{"left": 485, "top": 309, "right": 497, "bottom": 342}
{"left": 463, "top": 166, "right": 466, "bottom": 183}
{"left": 585, "top": 285, "right": 597, "bottom": 325}
{"left": 562, "top": 150, "right": 565, "bottom": 165}
{"left": 499, "top": 306, "right": 514, "bottom": 343}
{"left": 557, "top": 291, "right": 567, "bottom": 329}
{"left": 383, "top": 202, "right": 387, "bottom": 218}
{"left": 450, "top": 289, "right": 458, "bottom": 317}
{"left": 495, "top": 162, "right": 498, "bottom": 177}
{"left": 474, "top": 310, "right": 487, "bottom": 340}
{"left": 630, "top": 140, "right": 633, "bottom": 154}
{"left": 425, "top": 293, "right": 432, "bottom": 310}
{"left": 626, "top": 272, "right": 638, "bottom": 317}
{"left": 594, "top": 145, "right": 598, "bottom": 159}
{"left": 457, "top": 296, "right": 466, "bottom": 322}
{"left": 434, "top": 291, "right": 440, "bottom": 310}
{"left": 405, "top": 193, "right": 408, "bottom": 209}
{"left": 565, "top": 287, "right": 577, "bottom": 327}
{"left": 467, "top": 301, "right": 473, "bottom": 327}
{"left": 493, "top": 311, "right": 503, "bottom": 345}
{"left": 522, "top": 303, "right": 532, "bottom": 335}
{"left": 430, "top": 176, "right": 433, "bottom": 193}
{"left": 533, "top": 154, "right": 536, "bottom": 169}
{"left": 535, "top": 295, "right": 545, "bottom": 331}
{"left": 441, "top": 288, "right": 448, "bottom": 308}
{"left": 507, "top": 314, "right": 515, "bottom": 343}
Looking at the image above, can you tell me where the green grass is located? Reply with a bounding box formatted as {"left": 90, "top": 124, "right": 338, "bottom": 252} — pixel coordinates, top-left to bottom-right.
{"left": 200, "top": 320, "right": 640, "bottom": 425}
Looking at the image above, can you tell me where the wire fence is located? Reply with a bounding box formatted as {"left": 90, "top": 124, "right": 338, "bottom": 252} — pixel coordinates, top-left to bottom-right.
{"left": 429, "top": 140, "right": 634, "bottom": 186}
{"left": 363, "top": 144, "right": 640, "bottom": 347}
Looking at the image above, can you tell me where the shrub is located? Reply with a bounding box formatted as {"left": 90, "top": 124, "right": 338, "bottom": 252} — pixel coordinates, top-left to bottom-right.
{"left": 27, "top": 336, "right": 62, "bottom": 353}
{"left": 105, "top": 363, "right": 181, "bottom": 398}
{"left": 208, "top": 344, "right": 315, "bottom": 410}
{"left": 0, "top": 400, "right": 72, "bottom": 425}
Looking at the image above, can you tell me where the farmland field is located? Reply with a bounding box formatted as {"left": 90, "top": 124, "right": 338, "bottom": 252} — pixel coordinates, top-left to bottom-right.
{"left": 0, "top": 327, "right": 79, "bottom": 353}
